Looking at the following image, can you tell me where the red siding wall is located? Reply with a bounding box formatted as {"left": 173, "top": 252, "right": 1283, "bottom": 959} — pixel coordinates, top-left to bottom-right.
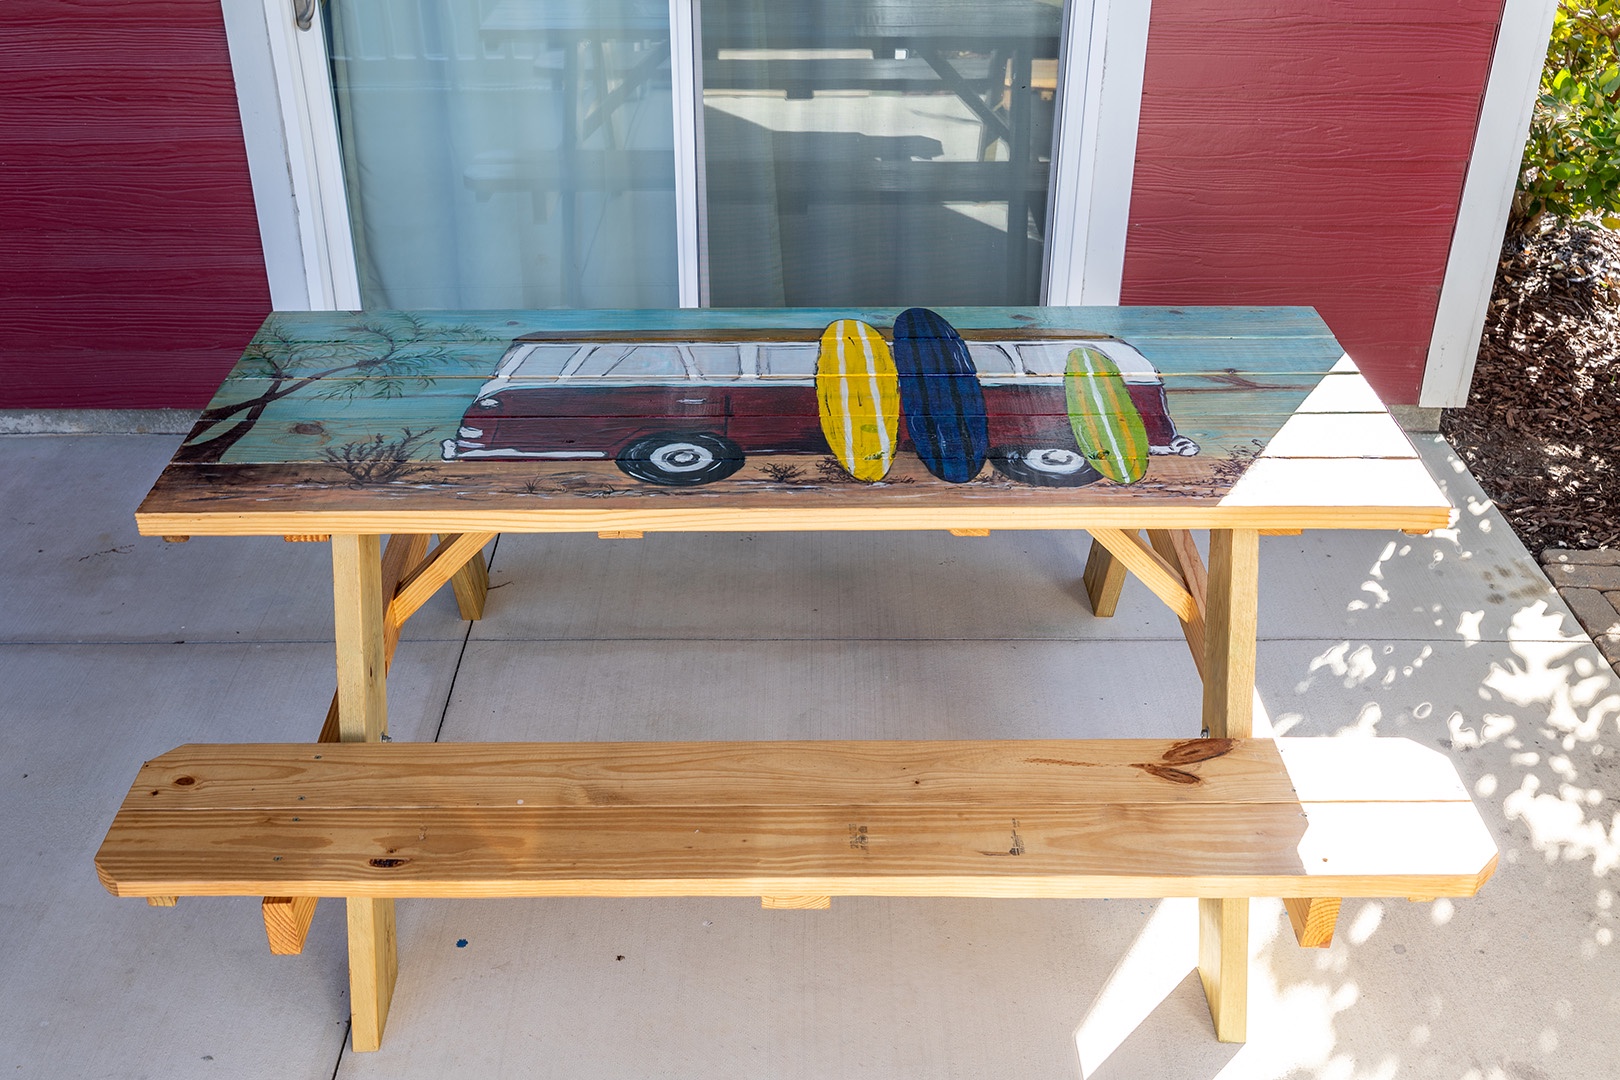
{"left": 0, "top": 0, "right": 270, "bottom": 409}
{"left": 1123, "top": 0, "right": 1504, "bottom": 404}
{"left": 0, "top": 1, "right": 1504, "bottom": 409}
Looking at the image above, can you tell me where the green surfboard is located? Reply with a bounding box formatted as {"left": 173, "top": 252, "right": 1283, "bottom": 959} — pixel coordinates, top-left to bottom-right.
{"left": 1064, "top": 346, "right": 1150, "bottom": 484}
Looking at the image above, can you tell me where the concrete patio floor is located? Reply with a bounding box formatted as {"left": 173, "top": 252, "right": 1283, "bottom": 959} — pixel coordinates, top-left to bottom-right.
{"left": 2, "top": 431, "right": 1616, "bottom": 1079}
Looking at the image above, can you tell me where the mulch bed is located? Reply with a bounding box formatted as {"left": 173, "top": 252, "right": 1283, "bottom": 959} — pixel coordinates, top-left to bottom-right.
{"left": 1440, "top": 221, "right": 1620, "bottom": 553}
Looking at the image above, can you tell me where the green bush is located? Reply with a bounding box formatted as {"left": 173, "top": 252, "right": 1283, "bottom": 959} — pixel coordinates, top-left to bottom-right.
{"left": 1512, "top": 0, "right": 1620, "bottom": 235}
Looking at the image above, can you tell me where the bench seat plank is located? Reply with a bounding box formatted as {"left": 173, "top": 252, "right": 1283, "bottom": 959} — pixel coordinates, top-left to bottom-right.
{"left": 97, "top": 739, "right": 1495, "bottom": 903}
{"left": 98, "top": 801, "right": 1495, "bottom": 901}
{"left": 115, "top": 739, "right": 1301, "bottom": 811}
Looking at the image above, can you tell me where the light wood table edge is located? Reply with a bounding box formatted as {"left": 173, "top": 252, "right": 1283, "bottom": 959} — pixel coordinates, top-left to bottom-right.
{"left": 135, "top": 504, "right": 1455, "bottom": 538}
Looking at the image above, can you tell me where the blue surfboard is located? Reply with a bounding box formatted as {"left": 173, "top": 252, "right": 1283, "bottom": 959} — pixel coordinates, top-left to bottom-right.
{"left": 891, "top": 308, "right": 989, "bottom": 483}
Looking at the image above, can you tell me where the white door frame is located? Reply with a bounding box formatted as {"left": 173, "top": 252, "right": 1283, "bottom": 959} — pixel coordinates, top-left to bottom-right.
{"left": 221, "top": 0, "right": 360, "bottom": 310}
{"left": 1044, "top": 0, "right": 1151, "bottom": 306}
{"left": 221, "top": 0, "right": 1151, "bottom": 312}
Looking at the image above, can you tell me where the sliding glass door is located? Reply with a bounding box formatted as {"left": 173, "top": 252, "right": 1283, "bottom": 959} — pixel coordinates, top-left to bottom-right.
{"left": 323, "top": 0, "right": 1072, "bottom": 309}
{"left": 327, "top": 0, "right": 681, "bottom": 308}
{"left": 699, "top": 0, "right": 1062, "bottom": 307}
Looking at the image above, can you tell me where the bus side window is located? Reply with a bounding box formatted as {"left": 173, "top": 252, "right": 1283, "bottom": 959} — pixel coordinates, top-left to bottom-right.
{"left": 967, "top": 343, "right": 1016, "bottom": 375}
{"left": 1014, "top": 343, "right": 1071, "bottom": 376}
{"left": 689, "top": 344, "right": 744, "bottom": 379}
{"left": 612, "top": 346, "right": 689, "bottom": 377}
{"left": 759, "top": 344, "right": 818, "bottom": 377}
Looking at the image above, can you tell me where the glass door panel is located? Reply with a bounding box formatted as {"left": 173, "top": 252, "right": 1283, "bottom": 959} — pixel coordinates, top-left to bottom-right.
{"left": 327, "top": 0, "right": 681, "bottom": 308}
{"left": 699, "top": 0, "right": 1064, "bottom": 307}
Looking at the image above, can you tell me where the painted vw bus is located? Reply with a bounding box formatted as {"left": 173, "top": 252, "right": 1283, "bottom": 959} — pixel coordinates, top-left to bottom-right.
{"left": 441, "top": 329, "right": 1199, "bottom": 486}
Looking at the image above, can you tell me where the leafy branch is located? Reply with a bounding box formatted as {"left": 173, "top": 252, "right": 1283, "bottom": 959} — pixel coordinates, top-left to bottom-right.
{"left": 178, "top": 313, "right": 499, "bottom": 463}
{"left": 1513, "top": 1, "right": 1620, "bottom": 235}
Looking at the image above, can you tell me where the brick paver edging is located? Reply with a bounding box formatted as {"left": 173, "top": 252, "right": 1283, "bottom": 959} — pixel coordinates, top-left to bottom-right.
{"left": 1541, "top": 548, "right": 1620, "bottom": 668}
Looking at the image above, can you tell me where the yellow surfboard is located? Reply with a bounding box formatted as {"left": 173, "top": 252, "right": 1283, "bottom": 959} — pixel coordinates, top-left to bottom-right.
{"left": 817, "top": 319, "right": 901, "bottom": 482}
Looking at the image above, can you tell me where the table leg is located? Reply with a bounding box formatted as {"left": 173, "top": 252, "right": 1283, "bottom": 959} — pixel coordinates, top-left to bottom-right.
{"left": 330, "top": 534, "right": 398, "bottom": 1050}
{"left": 1201, "top": 528, "right": 1258, "bottom": 741}
{"left": 1199, "top": 894, "right": 1249, "bottom": 1043}
{"left": 347, "top": 895, "right": 399, "bottom": 1053}
{"left": 1081, "top": 537, "right": 1127, "bottom": 617}
{"left": 442, "top": 534, "right": 491, "bottom": 620}
{"left": 332, "top": 534, "right": 389, "bottom": 743}
{"left": 1198, "top": 527, "right": 1259, "bottom": 1042}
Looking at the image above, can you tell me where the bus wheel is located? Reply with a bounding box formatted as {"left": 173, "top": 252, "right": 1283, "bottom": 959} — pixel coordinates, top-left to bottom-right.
{"left": 990, "top": 446, "right": 1102, "bottom": 487}
{"left": 616, "top": 433, "right": 745, "bottom": 486}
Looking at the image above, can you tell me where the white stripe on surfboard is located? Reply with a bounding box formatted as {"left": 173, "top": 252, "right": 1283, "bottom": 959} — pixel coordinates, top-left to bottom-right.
{"left": 858, "top": 326, "right": 893, "bottom": 470}
{"left": 1080, "top": 349, "right": 1131, "bottom": 477}
{"left": 835, "top": 322, "right": 856, "bottom": 469}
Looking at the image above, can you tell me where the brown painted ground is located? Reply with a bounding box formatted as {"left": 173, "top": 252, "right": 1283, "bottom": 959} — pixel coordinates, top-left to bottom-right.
{"left": 138, "top": 452, "right": 1237, "bottom": 518}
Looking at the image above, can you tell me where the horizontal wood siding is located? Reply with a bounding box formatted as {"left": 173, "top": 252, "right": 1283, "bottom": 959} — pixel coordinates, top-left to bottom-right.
{"left": 0, "top": 0, "right": 270, "bottom": 409}
{"left": 1122, "top": 2, "right": 1504, "bottom": 404}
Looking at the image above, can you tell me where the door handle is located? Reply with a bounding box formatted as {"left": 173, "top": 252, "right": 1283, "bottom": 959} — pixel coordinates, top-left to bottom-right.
{"left": 293, "top": 0, "right": 316, "bottom": 31}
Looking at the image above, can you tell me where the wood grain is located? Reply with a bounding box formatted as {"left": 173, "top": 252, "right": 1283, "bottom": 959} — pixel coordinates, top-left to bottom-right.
{"left": 262, "top": 895, "right": 318, "bottom": 956}
{"left": 96, "top": 739, "right": 1497, "bottom": 902}
{"left": 1203, "top": 530, "right": 1260, "bottom": 740}
{"left": 1082, "top": 538, "right": 1127, "bottom": 617}
{"left": 1148, "top": 528, "right": 1208, "bottom": 678}
{"left": 1200, "top": 897, "right": 1248, "bottom": 1042}
{"left": 1283, "top": 896, "right": 1341, "bottom": 949}
{"left": 331, "top": 536, "right": 387, "bottom": 744}
{"left": 1086, "top": 528, "right": 1198, "bottom": 621}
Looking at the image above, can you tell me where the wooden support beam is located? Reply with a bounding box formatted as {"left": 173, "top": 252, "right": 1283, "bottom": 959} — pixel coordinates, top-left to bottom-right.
{"left": 1148, "top": 529, "right": 1209, "bottom": 679}
{"left": 161, "top": 536, "right": 189, "bottom": 544}
{"left": 330, "top": 534, "right": 400, "bottom": 1049}
{"left": 1202, "top": 529, "right": 1260, "bottom": 741}
{"left": 444, "top": 536, "right": 491, "bottom": 620}
{"left": 1283, "top": 896, "right": 1340, "bottom": 948}
{"left": 332, "top": 535, "right": 388, "bottom": 744}
{"left": 1086, "top": 528, "right": 1199, "bottom": 622}
{"left": 346, "top": 897, "right": 398, "bottom": 1053}
{"left": 1198, "top": 528, "right": 1259, "bottom": 1043}
{"left": 263, "top": 896, "right": 318, "bottom": 955}
{"left": 1199, "top": 896, "right": 1248, "bottom": 1042}
{"left": 146, "top": 895, "right": 177, "bottom": 907}
{"left": 598, "top": 530, "right": 643, "bottom": 539}
{"left": 1082, "top": 538, "right": 1128, "bottom": 617}
{"left": 390, "top": 533, "right": 497, "bottom": 627}
{"left": 762, "top": 895, "right": 832, "bottom": 909}
{"left": 284, "top": 534, "right": 330, "bottom": 542}
{"left": 949, "top": 529, "right": 990, "bottom": 537}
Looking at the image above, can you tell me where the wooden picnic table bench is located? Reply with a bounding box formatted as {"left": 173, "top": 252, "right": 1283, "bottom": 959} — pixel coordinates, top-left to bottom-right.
{"left": 101, "top": 305, "right": 1494, "bottom": 1052}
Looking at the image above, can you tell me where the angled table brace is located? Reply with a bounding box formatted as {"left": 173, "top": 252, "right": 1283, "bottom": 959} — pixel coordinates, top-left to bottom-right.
{"left": 263, "top": 534, "right": 495, "bottom": 1006}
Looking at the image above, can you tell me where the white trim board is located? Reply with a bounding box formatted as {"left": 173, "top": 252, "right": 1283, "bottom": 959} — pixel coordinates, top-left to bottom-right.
{"left": 220, "top": 0, "right": 360, "bottom": 311}
{"left": 1420, "top": 0, "right": 1559, "bottom": 408}
{"left": 1043, "top": 0, "right": 1152, "bottom": 306}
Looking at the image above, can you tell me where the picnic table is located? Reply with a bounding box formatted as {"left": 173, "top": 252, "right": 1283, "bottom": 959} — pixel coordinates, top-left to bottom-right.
{"left": 99, "top": 306, "right": 1495, "bottom": 1051}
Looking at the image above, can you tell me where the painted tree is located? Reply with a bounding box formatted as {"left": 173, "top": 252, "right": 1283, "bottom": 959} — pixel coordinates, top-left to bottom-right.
{"left": 175, "top": 313, "right": 498, "bottom": 463}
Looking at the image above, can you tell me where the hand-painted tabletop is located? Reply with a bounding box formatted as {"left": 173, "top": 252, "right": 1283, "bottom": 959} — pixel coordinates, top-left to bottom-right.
{"left": 135, "top": 306, "right": 1453, "bottom": 537}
